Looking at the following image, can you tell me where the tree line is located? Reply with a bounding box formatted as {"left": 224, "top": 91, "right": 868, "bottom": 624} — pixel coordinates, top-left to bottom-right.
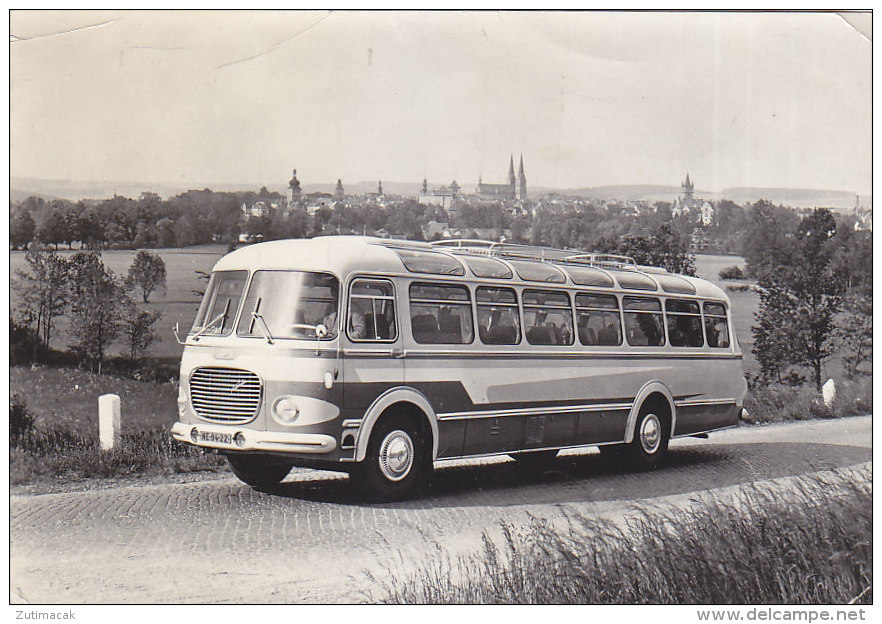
{"left": 12, "top": 248, "right": 168, "bottom": 372}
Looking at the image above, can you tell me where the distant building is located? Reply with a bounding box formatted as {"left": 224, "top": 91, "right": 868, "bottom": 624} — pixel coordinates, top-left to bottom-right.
{"left": 475, "top": 154, "right": 527, "bottom": 201}
{"left": 286, "top": 169, "right": 302, "bottom": 209}
{"left": 672, "top": 173, "right": 712, "bottom": 223}
{"left": 854, "top": 195, "right": 873, "bottom": 231}
{"left": 419, "top": 179, "right": 461, "bottom": 211}
{"left": 335, "top": 179, "right": 344, "bottom": 198}
{"left": 241, "top": 200, "right": 278, "bottom": 220}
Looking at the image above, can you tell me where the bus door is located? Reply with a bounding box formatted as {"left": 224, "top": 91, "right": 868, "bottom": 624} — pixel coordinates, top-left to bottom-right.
{"left": 341, "top": 277, "right": 404, "bottom": 426}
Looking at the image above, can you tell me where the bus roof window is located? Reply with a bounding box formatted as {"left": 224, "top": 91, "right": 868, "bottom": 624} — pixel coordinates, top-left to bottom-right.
{"left": 665, "top": 299, "right": 700, "bottom": 315}
{"left": 509, "top": 261, "right": 566, "bottom": 284}
{"left": 465, "top": 256, "right": 513, "bottom": 279}
{"left": 657, "top": 275, "right": 697, "bottom": 295}
{"left": 396, "top": 250, "right": 465, "bottom": 276}
{"left": 623, "top": 296, "right": 662, "bottom": 312}
{"left": 576, "top": 293, "right": 619, "bottom": 309}
{"left": 476, "top": 286, "right": 518, "bottom": 305}
{"left": 611, "top": 271, "right": 658, "bottom": 291}
{"left": 523, "top": 289, "right": 570, "bottom": 308}
{"left": 565, "top": 266, "right": 615, "bottom": 288}
{"left": 410, "top": 282, "right": 471, "bottom": 302}
{"left": 704, "top": 302, "right": 727, "bottom": 317}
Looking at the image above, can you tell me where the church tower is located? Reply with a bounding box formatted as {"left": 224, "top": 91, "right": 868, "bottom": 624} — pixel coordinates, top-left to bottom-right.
{"left": 516, "top": 154, "right": 527, "bottom": 200}
{"left": 507, "top": 155, "right": 516, "bottom": 190}
{"left": 378, "top": 181, "right": 383, "bottom": 196}
{"left": 335, "top": 179, "right": 344, "bottom": 198}
{"left": 286, "top": 169, "right": 302, "bottom": 209}
{"left": 422, "top": 178, "right": 428, "bottom": 194}
{"left": 682, "top": 173, "right": 694, "bottom": 208}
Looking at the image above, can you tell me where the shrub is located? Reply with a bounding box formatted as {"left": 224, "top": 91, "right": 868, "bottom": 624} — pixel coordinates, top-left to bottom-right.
{"left": 725, "top": 283, "right": 753, "bottom": 293}
{"left": 718, "top": 265, "right": 745, "bottom": 280}
{"left": 9, "top": 394, "right": 36, "bottom": 446}
{"left": 380, "top": 469, "right": 871, "bottom": 604}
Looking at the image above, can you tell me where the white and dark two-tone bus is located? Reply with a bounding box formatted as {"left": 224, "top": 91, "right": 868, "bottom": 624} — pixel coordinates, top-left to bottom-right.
{"left": 171, "top": 236, "right": 747, "bottom": 500}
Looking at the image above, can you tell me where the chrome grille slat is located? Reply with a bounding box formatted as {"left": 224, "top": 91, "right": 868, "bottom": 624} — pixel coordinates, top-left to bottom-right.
{"left": 189, "top": 367, "right": 262, "bottom": 424}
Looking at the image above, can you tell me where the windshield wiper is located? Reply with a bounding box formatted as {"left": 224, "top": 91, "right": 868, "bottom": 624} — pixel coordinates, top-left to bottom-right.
{"left": 191, "top": 299, "right": 230, "bottom": 341}
{"left": 251, "top": 314, "right": 274, "bottom": 344}
{"left": 246, "top": 297, "right": 274, "bottom": 344}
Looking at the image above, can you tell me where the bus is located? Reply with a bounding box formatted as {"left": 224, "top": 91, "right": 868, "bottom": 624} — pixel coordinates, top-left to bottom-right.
{"left": 171, "top": 236, "right": 747, "bottom": 500}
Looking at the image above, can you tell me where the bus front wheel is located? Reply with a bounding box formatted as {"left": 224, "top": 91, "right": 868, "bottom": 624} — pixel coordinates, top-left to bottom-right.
{"left": 350, "top": 414, "right": 429, "bottom": 501}
{"left": 226, "top": 454, "right": 292, "bottom": 490}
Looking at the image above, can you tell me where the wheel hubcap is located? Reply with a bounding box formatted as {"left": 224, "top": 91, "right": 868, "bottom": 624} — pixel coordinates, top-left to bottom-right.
{"left": 640, "top": 414, "right": 661, "bottom": 454}
{"left": 378, "top": 430, "right": 414, "bottom": 481}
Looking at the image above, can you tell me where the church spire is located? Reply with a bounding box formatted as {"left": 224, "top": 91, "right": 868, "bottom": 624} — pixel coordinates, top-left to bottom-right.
{"left": 518, "top": 154, "right": 525, "bottom": 176}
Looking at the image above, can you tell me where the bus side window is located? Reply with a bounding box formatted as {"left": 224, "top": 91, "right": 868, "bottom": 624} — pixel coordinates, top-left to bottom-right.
{"left": 476, "top": 286, "right": 521, "bottom": 345}
{"left": 348, "top": 279, "right": 398, "bottom": 342}
{"left": 575, "top": 293, "right": 622, "bottom": 346}
{"left": 665, "top": 299, "right": 704, "bottom": 347}
{"left": 623, "top": 296, "right": 665, "bottom": 346}
{"left": 409, "top": 282, "right": 474, "bottom": 345}
{"left": 703, "top": 302, "right": 730, "bottom": 348}
{"left": 523, "top": 289, "right": 573, "bottom": 346}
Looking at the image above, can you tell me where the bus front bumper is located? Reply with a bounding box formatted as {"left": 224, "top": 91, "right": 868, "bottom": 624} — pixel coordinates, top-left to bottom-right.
{"left": 171, "top": 422, "right": 337, "bottom": 454}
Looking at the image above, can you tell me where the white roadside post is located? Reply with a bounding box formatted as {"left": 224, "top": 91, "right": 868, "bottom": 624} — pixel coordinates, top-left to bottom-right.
{"left": 822, "top": 378, "right": 836, "bottom": 408}
{"left": 99, "top": 394, "right": 121, "bottom": 451}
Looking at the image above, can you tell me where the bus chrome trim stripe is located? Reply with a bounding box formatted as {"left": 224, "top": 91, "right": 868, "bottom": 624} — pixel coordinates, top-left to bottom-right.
{"left": 342, "top": 348, "right": 742, "bottom": 360}
{"left": 671, "top": 424, "right": 738, "bottom": 440}
{"left": 438, "top": 401, "right": 633, "bottom": 421}
{"left": 673, "top": 398, "right": 737, "bottom": 408}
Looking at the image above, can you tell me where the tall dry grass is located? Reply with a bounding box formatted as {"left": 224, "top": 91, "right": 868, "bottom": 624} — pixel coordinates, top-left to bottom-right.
{"left": 381, "top": 468, "right": 871, "bottom": 604}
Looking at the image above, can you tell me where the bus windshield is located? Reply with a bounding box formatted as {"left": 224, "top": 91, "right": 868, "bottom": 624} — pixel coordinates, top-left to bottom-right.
{"left": 190, "top": 270, "right": 248, "bottom": 336}
{"left": 236, "top": 270, "right": 339, "bottom": 340}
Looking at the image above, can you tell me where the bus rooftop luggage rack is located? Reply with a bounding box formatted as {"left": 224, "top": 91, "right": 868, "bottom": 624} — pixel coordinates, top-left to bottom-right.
{"left": 429, "top": 239, "right": 640, "bottom": 271}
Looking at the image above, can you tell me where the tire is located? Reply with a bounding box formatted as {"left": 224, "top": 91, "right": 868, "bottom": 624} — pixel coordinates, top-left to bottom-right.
{"left": 624, "top": 403, "right": 670, "bottom": 470}
{"left": 510, "top": 450, "right": 558, "bottom": 470}
{"left": 227, "top": 454, "right": 292, "bottom": 490}
{"left": 350, "top": 413, "right": 430, "bottom": 502}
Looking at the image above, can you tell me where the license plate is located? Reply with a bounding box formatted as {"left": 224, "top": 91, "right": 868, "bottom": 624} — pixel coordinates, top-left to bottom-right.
{"left": 199, "top": 431, "right": 232, "bottom": 445}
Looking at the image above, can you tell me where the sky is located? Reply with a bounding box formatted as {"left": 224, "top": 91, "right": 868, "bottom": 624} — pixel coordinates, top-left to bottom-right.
{"left": 9, "top": 10, "right": 872, "bottom": 194}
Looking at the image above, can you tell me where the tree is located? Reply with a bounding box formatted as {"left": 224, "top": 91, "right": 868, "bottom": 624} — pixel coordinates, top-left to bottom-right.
{"left": 67, "top": 252, "right": 125, "bottom": 370}
{"left": 836, "top": 292, "right": 872, "bottom": 378}
{"left": 126, "top": 250, "right": 167, "bottom": 303}
{"left": 35, "top": 205, "right": 68, "bottom": 250}
{"left": 751, "top": 208, "right": 843, "bottom": 390}
{"left": 618, "top": 224, "right": 696, "bottom": 275}
{"left": 10, "top": 208, "right": 36, "bottom": 249}
{"left": 14, "top": 246, "right": 70, "bottom": 354}
{"left": 121, "top": 297, "right": 162, "bottom": 359}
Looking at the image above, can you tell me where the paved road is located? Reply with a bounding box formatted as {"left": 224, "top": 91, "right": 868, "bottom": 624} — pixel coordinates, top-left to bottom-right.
{"left": 10, "top": 416, "right": 871, "bottom": 604}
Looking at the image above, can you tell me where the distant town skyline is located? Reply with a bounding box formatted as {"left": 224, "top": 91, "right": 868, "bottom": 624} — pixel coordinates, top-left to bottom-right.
{"left": 11, "top": 11, "right": 872, "bottom": 196}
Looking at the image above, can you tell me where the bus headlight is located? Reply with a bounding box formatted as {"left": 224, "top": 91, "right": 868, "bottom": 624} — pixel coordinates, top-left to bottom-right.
{"left": 272, "top": 396, "right": 301, "bottom": 424}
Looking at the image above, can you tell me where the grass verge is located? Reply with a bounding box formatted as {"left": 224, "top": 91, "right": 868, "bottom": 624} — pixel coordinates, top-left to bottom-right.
{"left": 744, "top": 376, "right": 872, "bottom": 424}
{"left": 381, "top": 468, "right": 871, "bottom": 604}
{"left": 10, "top": 426, "right": 227, "bottom": 485}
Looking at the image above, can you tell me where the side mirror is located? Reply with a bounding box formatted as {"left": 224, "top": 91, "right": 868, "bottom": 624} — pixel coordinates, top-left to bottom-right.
{"left": 172, "top": 322, "right": 186, "bottom": 345}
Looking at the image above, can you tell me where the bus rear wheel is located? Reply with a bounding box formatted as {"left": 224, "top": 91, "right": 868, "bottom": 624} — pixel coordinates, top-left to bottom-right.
{"left": 350, "top": 413, "right": 429, "bottom": 502}
{"left": 625, "top": 404, "right": 670, "bottom": 469}
{"left": 226, "top": 454, "right": 293, "bottom": 490}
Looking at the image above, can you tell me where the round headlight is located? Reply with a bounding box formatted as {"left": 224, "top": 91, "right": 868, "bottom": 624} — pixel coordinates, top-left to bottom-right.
{"left": 273, "top": 396, "right": 300, "bottom": 424}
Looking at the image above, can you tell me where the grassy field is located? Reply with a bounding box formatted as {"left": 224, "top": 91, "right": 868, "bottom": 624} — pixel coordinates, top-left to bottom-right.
{"left": 10, "top": 245, "right": 227, "bottom": 358}
{"left": 9, "top": 366, "right": 178, "bottom": 435}
{"left": 381, "top": 468, "right": 872, "bottom": 604}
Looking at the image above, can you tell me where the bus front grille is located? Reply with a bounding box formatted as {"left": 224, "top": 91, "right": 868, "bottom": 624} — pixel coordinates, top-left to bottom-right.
{"left": 189, "top": 367, "right": 262, "bottom": 424}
